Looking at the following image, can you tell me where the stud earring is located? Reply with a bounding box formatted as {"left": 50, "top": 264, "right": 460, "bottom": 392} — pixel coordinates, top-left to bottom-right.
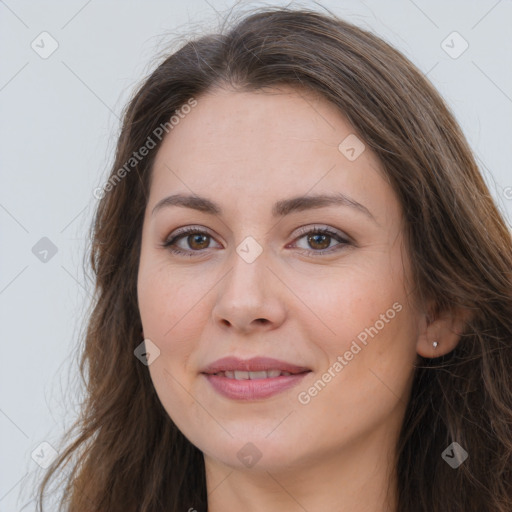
{"left": 432, "top": 341, "right": 439, "bottom": 349}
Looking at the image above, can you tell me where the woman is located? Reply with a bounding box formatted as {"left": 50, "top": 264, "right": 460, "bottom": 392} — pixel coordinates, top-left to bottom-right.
{"left": 37, "top": 7, "right": 512, "bottom": 512}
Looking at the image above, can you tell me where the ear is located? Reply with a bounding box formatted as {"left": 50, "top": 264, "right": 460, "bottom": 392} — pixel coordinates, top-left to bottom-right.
{"left": 416, "top": 306, "right": 470, "bottom": 358}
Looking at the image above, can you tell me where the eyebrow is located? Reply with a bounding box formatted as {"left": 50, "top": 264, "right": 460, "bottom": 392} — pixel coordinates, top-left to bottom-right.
{"left": 151, "top": 192, "right": 377, "bottom": 223}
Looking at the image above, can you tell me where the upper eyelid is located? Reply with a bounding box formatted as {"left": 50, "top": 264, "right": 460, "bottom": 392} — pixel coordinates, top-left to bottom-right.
{"left": 166, "top": 225, "right": 220, "bottom": 243}
{"left": 293, "top": 224, "right": 349, "bottom": 239}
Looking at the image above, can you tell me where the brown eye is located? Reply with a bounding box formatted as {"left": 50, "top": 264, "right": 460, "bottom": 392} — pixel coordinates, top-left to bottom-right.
{"left": 187, "top": 233, "right": 210, "bottom": 250}
{"left": 307, "top": 233, "right": 331, "bottom": 250}
{"left": 292, "top": 226, "right": 351, "bottom": 256}
{"left": 162, "top": 227, "right": 221, "bottom": 257}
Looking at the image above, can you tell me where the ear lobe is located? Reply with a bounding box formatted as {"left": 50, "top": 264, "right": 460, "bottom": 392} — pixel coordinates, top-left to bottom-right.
{"left": 416, "top": 307, "right": 470, "bottom": 358}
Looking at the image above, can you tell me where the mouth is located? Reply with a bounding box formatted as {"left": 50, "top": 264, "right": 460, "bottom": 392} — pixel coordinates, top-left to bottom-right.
{"left": 209, "top": 369, "right": 299, "bottom": 379}
{"left": 201, "top": 357, "right": 312, "bottom": 400}
{"left": 201, "top": 356, "right": 311, "bottom": 375}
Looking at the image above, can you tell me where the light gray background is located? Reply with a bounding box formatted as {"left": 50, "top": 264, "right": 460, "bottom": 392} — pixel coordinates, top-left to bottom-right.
{"left": 1, "top": 0, "right": 511, "bottom": 509}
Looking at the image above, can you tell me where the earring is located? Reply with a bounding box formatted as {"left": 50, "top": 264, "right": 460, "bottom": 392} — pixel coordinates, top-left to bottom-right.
{"left": 432, "top": 341, "right": 439, "bottom": 349}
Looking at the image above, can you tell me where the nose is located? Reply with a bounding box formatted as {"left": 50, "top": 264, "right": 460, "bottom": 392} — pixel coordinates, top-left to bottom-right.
{"left": 211, "top": 246, "right": 287, "bottom": 334}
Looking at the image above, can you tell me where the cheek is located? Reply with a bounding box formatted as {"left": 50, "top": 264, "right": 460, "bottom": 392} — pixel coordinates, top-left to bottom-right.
{"left": 293, "top": 261, "right": 406, "bottom": 345}
{"left": 139, "top": 269, "right": 203, "bottom": 424}
{"left": 138, "top": 259, "right": 205, "bottom": 340}
{"left": 148, "top": 359, "right": 204, "bottom": 440}
{"left": 138, "top": 274, "right": 202, "bottom": 420}
{"left": 295, "top": 298, "right": 416, "bottom": 445}
{"left": 295, "top": 258, "right": 417, "bottom": 405}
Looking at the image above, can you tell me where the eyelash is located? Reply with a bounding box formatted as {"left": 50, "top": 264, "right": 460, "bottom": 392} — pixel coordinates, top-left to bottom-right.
{"left": 161, "top": 225, "right": 351, "bottom": 258}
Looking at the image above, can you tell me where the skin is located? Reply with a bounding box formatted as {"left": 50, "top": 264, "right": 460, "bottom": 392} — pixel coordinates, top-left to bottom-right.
{"left": 137, "top": 85, "right": 465, "bottom": 512}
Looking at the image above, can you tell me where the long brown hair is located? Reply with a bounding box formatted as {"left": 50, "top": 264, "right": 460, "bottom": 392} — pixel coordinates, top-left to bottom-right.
{"left": 36, "top": 7, "right": 512, "bottom": 511}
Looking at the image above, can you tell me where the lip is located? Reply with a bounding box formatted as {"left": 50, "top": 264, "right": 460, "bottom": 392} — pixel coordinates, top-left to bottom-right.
{"left": 201, "top": 357, "right": 311, "bottom": 401}
{"left": 201, "top": 356, "right": 311, "bottom": 374}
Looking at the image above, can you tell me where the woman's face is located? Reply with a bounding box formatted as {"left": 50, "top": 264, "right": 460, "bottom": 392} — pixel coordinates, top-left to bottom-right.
{"left": 137, "top": 86, "right": 422, "bottom": 473}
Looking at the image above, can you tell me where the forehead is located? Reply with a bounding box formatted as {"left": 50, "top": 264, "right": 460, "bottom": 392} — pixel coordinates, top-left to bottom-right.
{"left": 155, "top": 85, "right": 358, "bottom": 168}
{"left": 149, "top": 86, "right": 398, "bottom": 226}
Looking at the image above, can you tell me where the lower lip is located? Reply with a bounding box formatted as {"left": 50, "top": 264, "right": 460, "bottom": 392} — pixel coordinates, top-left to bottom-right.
{"left": 203, "top": 372, "right": 310, "bottom": 400}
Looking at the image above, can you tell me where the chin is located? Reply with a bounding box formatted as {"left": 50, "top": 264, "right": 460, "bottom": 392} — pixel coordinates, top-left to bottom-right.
{"left": 195, "top": 427, "right": 308, "bottom": 471}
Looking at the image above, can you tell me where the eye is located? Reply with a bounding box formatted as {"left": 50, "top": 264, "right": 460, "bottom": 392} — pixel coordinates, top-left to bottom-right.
{"left": 162, "top": 226, "right": 221, "bottom": 257}
{"left": 162, "top": 224, "right": 351, "bottom": 258}
{"left": 289, "top": 225, "right": 351, "bottom": 256}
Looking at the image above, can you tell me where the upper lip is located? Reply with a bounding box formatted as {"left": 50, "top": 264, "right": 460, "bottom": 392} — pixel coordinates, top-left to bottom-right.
{"left": 201, "top": 357, "right": 311, "bottom": 374}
